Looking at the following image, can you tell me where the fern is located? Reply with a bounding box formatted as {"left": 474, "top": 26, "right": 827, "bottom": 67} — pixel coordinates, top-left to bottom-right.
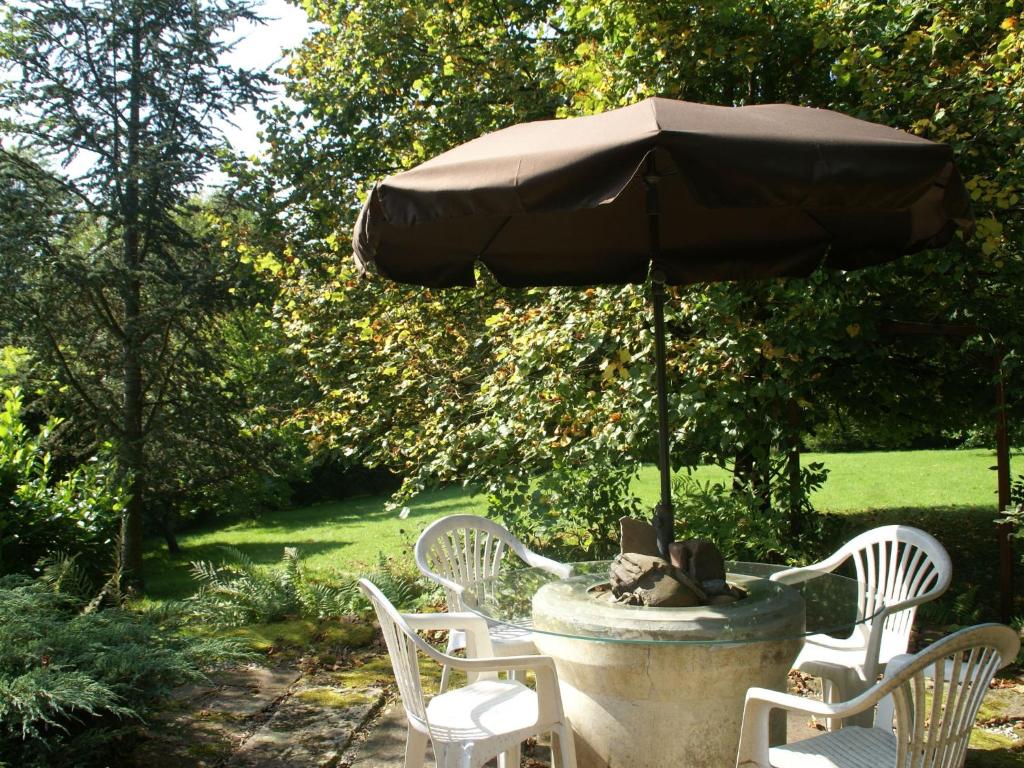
{"left": 363, "top": 553, "right": 420, "bottom": 610}
{"left": 185, "top": 547, "right": 427, "bottom": 626}
{"left": 36, "top": 552, "right": 94, "bottom": 601}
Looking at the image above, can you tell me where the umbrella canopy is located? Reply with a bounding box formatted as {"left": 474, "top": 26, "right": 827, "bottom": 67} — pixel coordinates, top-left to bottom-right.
{"left": 353, "top": 98, "right": 971, "bottom": 288}
{"left": 352, "top": 97, "right": 973, "bottom": 557}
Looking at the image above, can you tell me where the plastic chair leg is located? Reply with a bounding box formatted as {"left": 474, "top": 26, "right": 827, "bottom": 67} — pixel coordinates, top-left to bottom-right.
{"left": 439, "top": 662, "right": 452, "bottom": 693}
{"left": 497, "top": 742, "right": 521, "bottom": 768}
{"left": 403, "top": 725, "right": 429, "bottom": 768}
{"left": 551, "top": 725, "right": 577, "bottom": 768}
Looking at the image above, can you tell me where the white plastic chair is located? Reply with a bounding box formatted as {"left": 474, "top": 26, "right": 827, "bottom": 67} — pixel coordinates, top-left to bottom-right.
{"left": 770, "top": 525, "right": 952, "bottom": 720}
{"left": 735, "top": 623, "right": 1019, "bottom": 768}
{"left": 415, "top": 514, "right": 572, "bottom": 692}
{"left": 358, "top": 578, "right": 577, "bottom": 768}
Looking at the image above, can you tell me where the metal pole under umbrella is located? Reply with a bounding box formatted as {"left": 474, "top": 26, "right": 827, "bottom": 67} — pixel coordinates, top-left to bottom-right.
{"left": 645, "top": 160, "right": 674, "bottom": 559}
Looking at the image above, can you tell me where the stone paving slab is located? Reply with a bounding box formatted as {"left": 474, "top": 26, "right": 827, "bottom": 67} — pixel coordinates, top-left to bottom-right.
{"left": 228, "top": 679, "right": 387, "bottom": 768}
{"left": 132, "top": 666, "right": 304, "bottom": 768}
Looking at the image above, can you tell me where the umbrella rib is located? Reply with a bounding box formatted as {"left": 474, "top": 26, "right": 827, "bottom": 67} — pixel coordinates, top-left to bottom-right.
{"left": 477, "top": 215, "right": 512, "bottom": 261}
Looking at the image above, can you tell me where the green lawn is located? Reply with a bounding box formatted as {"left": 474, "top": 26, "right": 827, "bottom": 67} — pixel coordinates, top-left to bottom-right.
{"left": 144, "top": 448, "right": 1013, "bottom": 603}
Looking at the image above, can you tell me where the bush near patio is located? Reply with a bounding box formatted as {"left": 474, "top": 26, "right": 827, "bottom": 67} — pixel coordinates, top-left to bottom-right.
{"left": 0, "top": 387, "right": 123, "bottom": 579}
{"left": 0, "top": 557, "right": 251, "bottom": 768}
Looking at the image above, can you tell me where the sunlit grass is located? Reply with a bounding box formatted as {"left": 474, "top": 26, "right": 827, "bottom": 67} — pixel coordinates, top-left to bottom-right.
{"left": 144, "top": 448, "right": 1012, "bottom": 602}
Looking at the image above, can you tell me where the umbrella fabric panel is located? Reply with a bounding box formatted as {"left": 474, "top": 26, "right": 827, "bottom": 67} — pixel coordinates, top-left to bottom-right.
{"left": 353, "top": 98, "right": 972, "bottom": 288}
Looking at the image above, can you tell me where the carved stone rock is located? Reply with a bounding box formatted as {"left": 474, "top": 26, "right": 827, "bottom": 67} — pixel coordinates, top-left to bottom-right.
{"left": 669, "top": 539, "right": 726, "bottom": 584}
{"left": 618, "top": 516, "right": 662, "bottom": 558}
{"left": 702, "top": 579, "right": 748, "bottom": 604}
{"left": 609, "top": 553, "right": 702, "bottom": 608}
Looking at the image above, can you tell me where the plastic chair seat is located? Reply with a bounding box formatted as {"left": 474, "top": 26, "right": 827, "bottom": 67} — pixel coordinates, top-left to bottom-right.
{"left": 735, "top": 624, "right": 1019, "bottom": 768}
{"left": 427, "top": 679, "right": 539, "bottom": 741}
{"left": 357, "top": 579, "right": 577, "bottom": 768}
{"left": 448, "top": 625, "right": 537, "bottom": 658}
{"left": 768, "top": 727, "right": 896, "bottom": 768}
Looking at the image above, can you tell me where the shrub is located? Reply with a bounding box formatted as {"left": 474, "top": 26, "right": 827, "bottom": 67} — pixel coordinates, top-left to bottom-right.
{"left": 672, "top": 471, "right": 828, "bottom": 565}
{"left": 0, "top": 388, "right": 124, "bottom": 577}
{"left": 0, "top": 559, "right": 251, "bottom": 767}
{"left": 186, "top": 546, "right": 426, "bottom": 627}
{"left": 488, "top": 456, "right": 642, "bottom": 560}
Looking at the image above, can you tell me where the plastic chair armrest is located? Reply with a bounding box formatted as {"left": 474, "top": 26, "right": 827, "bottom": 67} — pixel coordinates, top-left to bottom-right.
{"left": 402, "top": 612, "right": 496, "bottom": 660}
{"left": 520, "top": 550, "right": 572, "bottom": 578}
{"left": 769, "top": 548, "right": 850, "bottom": 585}
{"left": 738, "top": 684, "right": 886, "bottom": 767}
{"left": 447, "top": 654, "right": 564, "bottom": 724}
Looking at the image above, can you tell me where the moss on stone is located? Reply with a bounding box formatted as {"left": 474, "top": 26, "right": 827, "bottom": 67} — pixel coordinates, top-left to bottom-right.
{"left": 193, "top": 709, "right": 247, "bottom": 725}
{"left": 295, "top": 687, "right": 373, "bottom": 708}
{"left": 319, "top": 620, "right": 375, "bottom": 648}
{"left": 335, "top": 654, "right": 395, "bottom": 688}
{"left": 227, "top": 619, "right": 320, "bottom": 651}
{"left": 184, "top": 740, "right": 233, "bottom": 760}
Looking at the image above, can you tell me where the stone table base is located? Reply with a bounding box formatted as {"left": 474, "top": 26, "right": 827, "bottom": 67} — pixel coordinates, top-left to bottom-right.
{"left": 532, "top": 573, "right": 805, "bottom": 768}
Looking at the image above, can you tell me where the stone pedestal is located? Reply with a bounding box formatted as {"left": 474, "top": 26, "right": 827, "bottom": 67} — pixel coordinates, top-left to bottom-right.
{"left": 532, "top": 573, "right": 805, "bottom": 768}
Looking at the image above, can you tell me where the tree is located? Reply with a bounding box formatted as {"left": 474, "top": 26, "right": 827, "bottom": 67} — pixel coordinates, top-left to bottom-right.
{"left": 257, "top": 0, "right": 1023, "bottom": 555}
{"left": 0, "top": 0, "right": 269, "bottom": 586}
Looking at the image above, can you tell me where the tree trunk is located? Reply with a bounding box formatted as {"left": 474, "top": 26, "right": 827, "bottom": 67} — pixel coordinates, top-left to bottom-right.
{"left": 119, "top": 10, "right": 146, "bottom": 590}
{"left": 733, "top": 445, "right": 754, "bottom": 493}
{"left": 786, "top": 399, "right": 803, "bottom": 538}
{"left": 160, "top": 518, "right": 180, "bottom": 556}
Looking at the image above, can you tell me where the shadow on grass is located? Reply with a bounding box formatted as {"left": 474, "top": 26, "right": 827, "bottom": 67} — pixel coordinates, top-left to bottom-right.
{"left": 245, "top": 485, "right": 476, "bottom": 534}
{"left": 142, "top": 486, "right": 483, "bottom": 601}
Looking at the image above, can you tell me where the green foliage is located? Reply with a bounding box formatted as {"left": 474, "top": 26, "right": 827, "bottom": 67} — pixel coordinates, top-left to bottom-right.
{"left": 0, "top": 565, "right": 250, "bottom": 768}
{"left": 489, "top": 456, "right": 641, "bottom": 559}
{"left": 672, "top": 471, "right": 828, "bottom": 565}
{"left": 0, "top": 0, "right": 275, "bottom": 584}
{"left": 0, "top": 388, "right": 124, "bottom": 576}
{"left": 248, "top": 0, "right": 1024, "bottom": 561}
{"left": 186, "top": 547, "right": 424, "bottom": 627}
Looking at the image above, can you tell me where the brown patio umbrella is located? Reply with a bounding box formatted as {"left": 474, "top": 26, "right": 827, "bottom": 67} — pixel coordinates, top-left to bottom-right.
{"left": 352, "top": 97, "right": 973, "bottom": 556}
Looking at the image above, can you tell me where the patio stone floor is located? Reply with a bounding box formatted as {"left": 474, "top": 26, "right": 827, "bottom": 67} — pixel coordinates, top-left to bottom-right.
{"left": 129, "top": 660, "right": 1023, "bottom": 767}
{"left": 347, "top": 695, "right": 823, "bottom": 768}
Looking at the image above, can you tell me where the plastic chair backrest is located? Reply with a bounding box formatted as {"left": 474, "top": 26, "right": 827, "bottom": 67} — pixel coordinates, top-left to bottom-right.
{"left": 358, "top": 578, "right": 429, "bottom": 729}
{"left": 843, "top": 526, "right": 951, "bottom": 648}
{"left": 878, "top": 624, "right": 1018, "bottom": 768}
{"left": 416, "top": 514, "right": 533, "bottom": 610}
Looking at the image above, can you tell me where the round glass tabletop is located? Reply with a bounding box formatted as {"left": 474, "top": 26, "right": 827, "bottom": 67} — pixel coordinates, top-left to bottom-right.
{"left": 461, "top": 560, "right": 884, "bottom": 645}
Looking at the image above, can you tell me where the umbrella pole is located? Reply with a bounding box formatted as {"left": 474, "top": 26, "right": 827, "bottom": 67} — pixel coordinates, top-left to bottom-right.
{"left": 646, "top": 163, "right": 674, "bottom": 559}
{"left": 651, "top": 277, "right": 674, "bottom": 558}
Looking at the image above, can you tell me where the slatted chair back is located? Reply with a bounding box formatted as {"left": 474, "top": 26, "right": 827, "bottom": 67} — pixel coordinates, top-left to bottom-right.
{"left": 416, "top": 515, "right": 538, "bottom": 611}
{"left": 880, "top": 624, "right": 1018, "bottom": 768}
{"left": 358, "top": 578, "right": 430, "bottom": 731}
{"left": 844, "top": 526, "right": 951, "bottom": 653}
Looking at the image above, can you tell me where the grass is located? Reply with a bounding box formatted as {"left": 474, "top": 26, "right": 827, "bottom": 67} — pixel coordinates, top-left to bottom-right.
{"left": 635, "top": 447, "right": 1004, "bottom": 512}
{"left": 143, "top": 448, "right": 1014, "bottom": 603}
{"left": 142, "top": 485, "right": 484, "bottom": 601}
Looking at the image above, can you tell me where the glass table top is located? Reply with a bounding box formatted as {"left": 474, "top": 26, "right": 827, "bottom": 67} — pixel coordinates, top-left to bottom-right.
{"left": 461, "top": 560, "right": 884, "bottom": 645}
